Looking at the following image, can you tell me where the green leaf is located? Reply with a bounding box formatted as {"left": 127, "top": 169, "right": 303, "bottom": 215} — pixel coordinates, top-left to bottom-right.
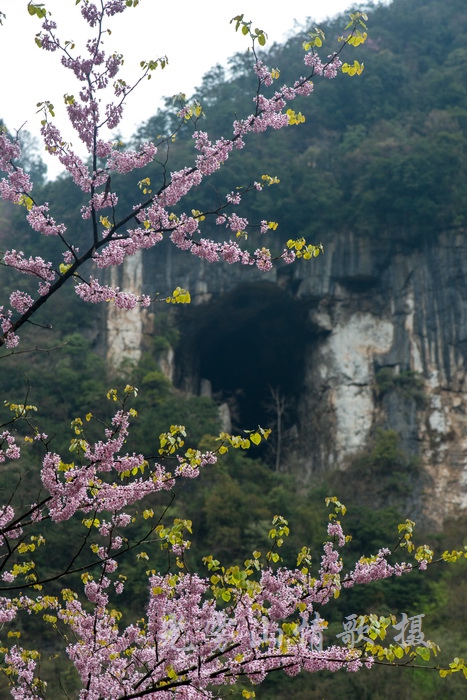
{"left": 416, "top": 647, "right": 431, "bottom": 661}
{"left": 28, "top": 3, "right": 47, "bottom": 18}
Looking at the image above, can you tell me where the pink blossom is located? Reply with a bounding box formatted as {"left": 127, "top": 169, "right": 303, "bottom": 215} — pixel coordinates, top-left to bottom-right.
{"left": 327, "top": 521, "right": 346, "bottom": 547}
{"left": 219, "top": 241, "right": 245, "bottom": 265}
{"left": 9, "top": 291, "right": 34, "bottom": 314}
{"left": 226, "top": 213, "right": 249, "bottom": 233}
{"left": 81, "top": 2, "right": 100, "bottom": 26}
{"left": 75, "top": 277, "right": 151, "bottom": 308}
{"left": 107, "top": 142, "right": 156, "bottom": 173}
{"left": 0, "top": 432, "right": 21, "bottom": 463}
{"left": 254, "top": 248, "right": 273, "bottom": 272}
{"left": 27, "top": 204, "right": 67, "bottom": 236}
{"left": 3, "top": 250, "right": 55, "bottom": 282}
{"left": 0, "top": 168, "right": 32, "bottom": 203}
{"left": 4, "top": 332, "right": 20, "bottom": 349}
{"left": 62, "top": 248, "right": 79, "bottom": 264}
{"left": 226, "top": 191, "right": 241, "bottom": 205}
{"left": 0, "top": 132, "right": 21, "bottom": 170}
{"left": 281, "top": 250, "right": 296, "bottom": 264}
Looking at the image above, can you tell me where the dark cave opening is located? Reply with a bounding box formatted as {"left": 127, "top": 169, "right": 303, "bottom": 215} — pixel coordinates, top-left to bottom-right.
{"left": 175, "top": 282, "right": 314, "bottom": 443}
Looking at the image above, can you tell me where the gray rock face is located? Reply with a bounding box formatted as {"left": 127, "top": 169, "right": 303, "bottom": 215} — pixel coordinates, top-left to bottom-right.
{"left": 296, "top": 230, "right": 467, "bottom": 525}
{"left": 107, "top": 229, "right": 467, "bottom": 526}
{"left": 107, "top": 251, "right": 147, "bottom": 368}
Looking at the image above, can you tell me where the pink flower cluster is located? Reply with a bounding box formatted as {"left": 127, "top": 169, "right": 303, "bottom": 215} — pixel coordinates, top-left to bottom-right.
{"left": 0, "top": 433, "right": 21, "bottom": 463}
{"left": 3, "top": 251, "right": 54, "bottom": 282}
{"left": 0, "top": 400, "right": 429, "bottom": 698}
{"left": 0, "top": 168, "right": 32, "bottom": 204}
{"left": 0, "top": 132, "right": 32, "bottom": 210}
{"left": 75, "top": 277, "right": 151, "bottom": 308}
{"left": 0, "top": 503, "right": 23, "bottom": 545}
{"left": 254, "top": 248, "right": 273, "bottom": 271}
{"left": 328, "top": 520, "right": 346, "bottom": 547}
{"left": 254, "top": 60, "right": 277, "bottom": 87}
{"left": 0, "top": 130, "right": 32, "bottom": 204}
{"left": 0, "top": 132, "right": 21, "bottom": 170}
{"left": 226, "top": 191, "right": 241, "bottom": 205}
{"left": 0, "top": 307, "right": 19, "bottom": 348}
{"left": 27, "top": 204, "right": 67, "bottom": 236}
{"left": 40, "top": 406, "right": 218, "bottom": 522}
{"left": 4, "top": 646, "right": 38, "bottom": 697}
{"left": 3, "top": 251, "right": 55, "bottom": 302}
{"left": 304, "top": 52, "right": 343, "bottom": 79}
{"left": 55, "top": 545, "right": 377, "bottom": 697}
{"left": 107, "top": 142, "right": 156, "bottom": 174}
{"left": 93, "top": 230, "right": 163, "bottom": 268}
{"left": 343, "top": 548, "right": 412, "bottom": 588}
{"left": 50, "top": 520, "right": 377, "bottom": 692}
{"left": 81, "top": 191, "right": 118, "bottom": 219}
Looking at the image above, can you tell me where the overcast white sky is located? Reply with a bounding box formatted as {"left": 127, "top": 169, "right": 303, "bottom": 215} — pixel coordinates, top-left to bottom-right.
{"left": 1, "top": 0, "right": 376, "bottom": 178}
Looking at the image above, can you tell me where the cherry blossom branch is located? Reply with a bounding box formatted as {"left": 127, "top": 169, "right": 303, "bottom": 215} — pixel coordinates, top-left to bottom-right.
{"left": 1, "top": 5, "right": 366, "bottom": 350}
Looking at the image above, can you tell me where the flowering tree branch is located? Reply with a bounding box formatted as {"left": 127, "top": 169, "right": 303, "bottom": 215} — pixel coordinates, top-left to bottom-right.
{"left": 0, "top": 1, "right": 358, "bottom": 349}
{"left": 0, "top": 2, "right": 465, "bottom": 697}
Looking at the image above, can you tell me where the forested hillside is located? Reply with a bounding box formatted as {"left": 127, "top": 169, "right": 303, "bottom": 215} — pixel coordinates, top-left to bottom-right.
{"left": 134, "top": 0, "right": 467, "bottom": 244}
{"left": 1, "top": 0, "right": 467, "bottom": 697}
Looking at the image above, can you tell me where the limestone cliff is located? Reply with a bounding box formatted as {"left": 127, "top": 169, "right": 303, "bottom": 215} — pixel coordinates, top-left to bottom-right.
{"left": 106, "top": 251, "right": 147, "bottom": 368}
{"left": 107, "top": 228, "right": 467, "bottom": 527}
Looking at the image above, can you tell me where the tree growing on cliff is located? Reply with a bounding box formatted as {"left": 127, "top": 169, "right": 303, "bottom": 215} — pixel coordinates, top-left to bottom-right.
{"left": 0, "top": 2, "right": 466, "bottom": 697}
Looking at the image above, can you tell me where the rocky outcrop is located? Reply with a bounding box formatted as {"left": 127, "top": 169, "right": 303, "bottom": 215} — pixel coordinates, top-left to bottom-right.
{"left": 294, "top": 230, "right": 467, "bottom": 525}
{"left": 106, "top": 251, "right": 147, "bottom": 369}
{"left": 107, "top": 228, "right": 467, "bottom": 526}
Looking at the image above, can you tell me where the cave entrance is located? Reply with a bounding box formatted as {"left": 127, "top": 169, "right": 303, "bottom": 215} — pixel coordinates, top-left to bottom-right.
{"left": 175, "top": 282, "right": 312, "bottom": 459}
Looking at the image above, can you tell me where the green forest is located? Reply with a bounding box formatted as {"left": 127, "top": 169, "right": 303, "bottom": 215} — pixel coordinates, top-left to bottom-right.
{"left": 1, "top": 0, "right": 467, "bottom": 697}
